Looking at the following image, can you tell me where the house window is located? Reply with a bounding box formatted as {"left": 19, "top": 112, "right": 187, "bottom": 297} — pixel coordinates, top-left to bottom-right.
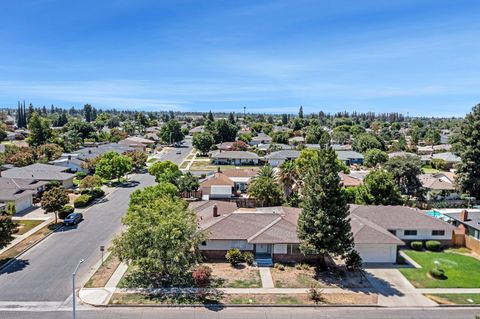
{"left": 388, "top": 230, "right": 397, "bottom": 236}
{"left": 231, "top": 240, "right": 247, "bottom": 249}
{"left": 404, "top": 230, "right": 418, "bottom": 236}
{"left": 432, "top": 230, "right": 445, "bottom": 236}
{"left": 289, "top": 244, "right": 301, "bottom": 254}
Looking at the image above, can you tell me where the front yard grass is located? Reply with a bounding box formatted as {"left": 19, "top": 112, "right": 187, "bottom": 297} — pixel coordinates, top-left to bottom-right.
{"left": 426, "top": 293, "right": 480, "bottom": 304}
{"left": 422, "top": 165, "right": 440, "bottom": 173}
{"left": 206, "top": 262, "right": 262, "bottom": 288}
{"left": 271, "top": 263, "right": 370, "bottom": 288}
{"left": 84, "top": 254, "right": 121, "bottom": 288}
{"left": 14, "top": 220, "right": 44, "bottom": 235}
{"left": 399, "top": 250, "right": 480, "bottom": 288}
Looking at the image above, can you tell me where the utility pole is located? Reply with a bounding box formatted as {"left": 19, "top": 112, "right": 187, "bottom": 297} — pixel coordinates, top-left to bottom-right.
{"left": 72, "top": 259, "right": 85, "bottom": 319}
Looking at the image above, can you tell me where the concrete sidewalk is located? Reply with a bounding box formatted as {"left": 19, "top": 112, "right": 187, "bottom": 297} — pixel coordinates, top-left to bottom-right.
{"left": 259, "top": 267, "right": 274, "bottom": 288}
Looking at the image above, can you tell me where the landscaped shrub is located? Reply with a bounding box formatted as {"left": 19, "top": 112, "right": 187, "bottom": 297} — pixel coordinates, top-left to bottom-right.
{"left": 243, "top": 252, "right": 254, "bottom": 266}
{"left": 192, "top": 265, "right": 212, "bottom": 288}
{"left": 58, "top": 205, "right": 75, "bottom": 219}
{"left": 90, "top": 187, "right": 105, "bottom": 199}
{"left": 425, "top": 240, "right": 442, "bottom": 252}
{"left": 225, "top": 248, "right": 242, "bottom": 266}
{"left": 274, "top": 263, "right": 285, "bottom": 271}
{"left": 410, "top": 241, "right": 423, "bottom": 251}
{"left": 308, "top": 287, "right": 325, "bottom": 304}
{"left": 295, "top": 263, "right": 310, "bottom": 270}
{"left": 75, "top": 172, "right": 87, "bottom": 179}
{"left": 429, "top": 268, "right": 447, "bottom": 280}
{"left": 74, "top": 194, "right": 93, "bottom": 208}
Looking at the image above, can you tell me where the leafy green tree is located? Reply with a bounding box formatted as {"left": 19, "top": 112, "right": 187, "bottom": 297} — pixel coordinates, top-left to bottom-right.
{"left": 228, "top": 112, "right": 236, "bottom": 125}
{"left": 0, "top": 216, "right": 16, "bottom": 248}
{"left": 107, "top": 116, "right": 120, "bottom": 128}
{"left": 305, "top": 125, "right": 328, "bottom": 144}
{"left": 177, "top": 172, "right": 199, "bottom": 193}
{"left": 79, "top": 175, "right": 103, "bottom": 191}
{"left": 271, "top": 131, "right": 289, "bottom": 144}
{"left": 159, "top": 120, "right": 184, "bottom": 144}
{"left": 364, "top": 149, "right": 388, "bottom": 168}
{"left": 95, "top": 152, "right": 133, "bottom": 182}
{"left": 6, "top": 202, "right": 16, "bottom": 215}
{"left": 41, "top": 186, "right": 69, "bottom": 224}
{"left": 129, "top": 183, "right": 178, "bottom": 207}
{"left": 0, "top": 124, "right": 7, "bottom": 142}
{"left": 124, "top": 150, "right": 148, "bottom": 171}
{"left": 355, "top": 170, "right": 402, "bottom": 205}
{"left": 111, "top": 192, "right": 204, "bottom": 287}
{"left": 66, "top": 120, "right": 96, "bottom": 140}
{"left": 148, "top": 160, "right": 182, "bottom": 183}
{"left": 248, "top": 176, "right": 284, "bottom": 206}
{"left": 424, "top": 128, "right": 441, "bottom": 145}
{"left": 384, "top": 155, "right": 423, "bottom": 198}
{"left": 349, "top": 125, "right": 366, "bottom": 136}
{"left": 297, "top": 147, "right": 355, "bottom": 267}
{"left": 36, "top": 143, "right": 63, "bottom": 161}
{"left": 456, "top": 104, "right": 480, "bottom": 198}
{"left": 431, "top": 158, "right": 448, "bottom": 171}
{"left": 192, "top": 132, "right": 214, "bottom": 155}
{"left": 27, "top": 112, "right": 52, "bottom": 146}
{"left": 213, "top": 119, "right": 237, "bottom": 143}
{"left": 295, "top": 148, "right": 319, "bottom": 178}
{"left": 352, "top": 133, "right": 384, "bottom": 152}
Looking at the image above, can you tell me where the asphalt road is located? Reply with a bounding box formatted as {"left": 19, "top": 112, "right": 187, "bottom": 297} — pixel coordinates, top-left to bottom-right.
{"left": 1, "top": 307, "right": 479, "bottom": 319}
{"left": 0, "top": 145, "right": 191, "bottom": 302}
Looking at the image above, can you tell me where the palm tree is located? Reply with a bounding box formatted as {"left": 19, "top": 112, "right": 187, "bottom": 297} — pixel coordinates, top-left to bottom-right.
{"left": 253, "top": 164, "right": 275, "bottom": 181}
{"left": 277, "top": 160, "right": 298, "bottom": 198}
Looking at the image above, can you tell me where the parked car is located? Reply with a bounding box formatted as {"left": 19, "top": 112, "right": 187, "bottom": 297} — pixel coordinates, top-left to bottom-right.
{"left": 63, "top": 213, "right": 83, "bottom": 226}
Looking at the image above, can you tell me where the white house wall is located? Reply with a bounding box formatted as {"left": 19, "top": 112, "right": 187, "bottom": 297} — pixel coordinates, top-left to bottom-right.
{"left": 393, "top": 228, "right": 452, "bottom": 241}
{"left": 200, "top": 240, "right": 253, "bottom": 251}
{"left": 355, "top": 244, "right": 397, "bottom": 263}
{"left": 210, "top": 185, "right": 232, "bottom": 198}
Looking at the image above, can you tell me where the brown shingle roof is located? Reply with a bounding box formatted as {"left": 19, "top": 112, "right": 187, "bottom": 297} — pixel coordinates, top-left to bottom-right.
{"left": 220, "top": 168, "right": 260, "bottom": 178}
{"left": 199, "top": 173, "right": 234, "bottom": 187}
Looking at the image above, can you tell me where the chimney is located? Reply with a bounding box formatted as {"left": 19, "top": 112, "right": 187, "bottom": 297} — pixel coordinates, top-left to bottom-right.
{"left": 460, "top": 209, "right": 469, "bottom": 222}
{"left": 213, "top": 205, "right": 219, "bottom": 217}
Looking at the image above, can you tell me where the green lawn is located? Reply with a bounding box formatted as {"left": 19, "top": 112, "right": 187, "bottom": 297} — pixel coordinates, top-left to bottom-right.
{"left": 400, "top": 250, "right": 480, "bottom": 288}
{"left": 426, "top": 293, "right": 480, "bottom": 304}
{"left": 15, "top": 220, "right": 44, "bottom": 235}
{"left": 422, "top": 166, "right": 440, "bottom": 173}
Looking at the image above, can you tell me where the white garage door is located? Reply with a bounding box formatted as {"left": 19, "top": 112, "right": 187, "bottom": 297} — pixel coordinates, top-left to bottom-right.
{"left": 15, "top": 196, "right": 33, "bottom": 213}
{"left": 356, "top": 244, "right": 397, "bottom": 263}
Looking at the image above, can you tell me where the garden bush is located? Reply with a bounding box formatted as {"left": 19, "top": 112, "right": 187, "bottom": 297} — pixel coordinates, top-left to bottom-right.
{"left": 75, "top": 172, "right": 87, "bottom": 179}
{"left": 58, "top": 205, "right": 75, "bottom": 219}
{"left": 425, "top": 240, "right": 442, "bottom": 252}
{"left": 308, "top": 288, "right": 325, "bottom": 304}
{"left": 429, "top": 268, "right": 447, "bottom": 280}
{"left": 74, "top": 194, "right": 93, "bottom": 208}
{"left": 225, "top": 248, "right": 242, "bottom": 266}
{"left": 410, "top": 241, "right": 423, "bottom": 251}
{"left": 90, "top": 187, "right": 105, "bottom": 199}
{"left": 192, "top": 265, "right": 212, "bottom": 288}
{"left": 274, "top": 263, "right": 285, "bottom": 271}
{"left": 243, "top": 251, "right": 254, "bottom": 266}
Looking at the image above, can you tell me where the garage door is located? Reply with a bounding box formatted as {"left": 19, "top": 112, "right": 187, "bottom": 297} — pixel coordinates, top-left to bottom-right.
{"left": 15, "top": 196, "right": 33, "bottom": 213}
{"left": 356, "top": 244, "right": 396, "bottom": 263}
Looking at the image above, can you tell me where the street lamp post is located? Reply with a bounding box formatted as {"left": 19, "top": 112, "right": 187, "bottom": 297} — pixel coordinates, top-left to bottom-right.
{"left": 72, "top": 259, "right": 85, "bottom": 319}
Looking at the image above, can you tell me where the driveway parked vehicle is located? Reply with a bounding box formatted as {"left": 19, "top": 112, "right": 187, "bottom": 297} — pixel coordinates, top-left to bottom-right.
{"left": 63, "top": 213, "right": 83, "bottom": 226}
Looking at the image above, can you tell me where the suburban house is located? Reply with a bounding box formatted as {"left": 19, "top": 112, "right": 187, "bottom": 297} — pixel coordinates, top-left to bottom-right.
{"left": 288, "top": 136, "right": 305, "bottom": 145}
{"left": 265, "top": 150, "right": 300, "bottom": 167}
{"left": 210, "top": 151, "right": 261, "bottom": 166}
{"left": 336, "top": 151, "right": 364, "bottom": 165}
{"left": 249, "top": 133, "right": 272, "bottom": 146}
{"left": 418, "top": 172, "right": 458, "bottom": 200}
{"left": 50, "top": 143, "right": 135, "bottom": 172}
{"left": 431, "top": 152, "right": 461, "bottom": 168}
{"left": 350, "top": 205, "right": 456, "bottom": 245}
{"left": 388, "top": 151, "right": 419, "bottom": 159}
{"left": 1, "top": 163, "right": 75, "bottom": 188}
{"left": 119, "top": 136, "right": 155, "bottom": 150}
{"left": 191, "top": 202, "right": 455, "bottom": 264}
{"left": 339, "top": 172, "right": 363, "bottom": 187}
{"left": 199, "top": 168, "right": 259, "bottom": 199}
{"left": 0, "top": 177, "right": 43, "bottom": 213}
{"left": 216, "top": 142, "right": 235, "bottom": 151}
{"left": 445, "top": 209, "right": 480, "bottom": 254}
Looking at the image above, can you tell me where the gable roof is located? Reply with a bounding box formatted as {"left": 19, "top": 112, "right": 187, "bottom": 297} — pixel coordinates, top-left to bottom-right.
{"left": 339, "top": 172, "right": 362, "bottom": 187}
{"left": 350, "top": 214, "right": 404, "bottom": 245}
{"left": 418, "top": 174, "right": 456, "bottom": 191}
{"left": 220, "top": 168, "right": 259, "bottom": 178}
{"left": 200, "top": 173, "right": 234, "bottom": 187}
{"left": 2, "top": 163, "right": 74, "bottom": 182}
{"left": 349, "top": 205, "right": 456, "bottom": 231}
{"left": 336, "top": 150, "right": 364, "bottom": 160}
{"left": 211, "top": 151, "right": 260, "bottom": 160}
{"left": 432, "top": 152, "right": 461, "bottom": 163}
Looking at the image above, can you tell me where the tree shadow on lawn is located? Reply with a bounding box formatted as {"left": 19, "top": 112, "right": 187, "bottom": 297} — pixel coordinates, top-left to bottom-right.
{"left": 110, "top": 181, "right": 140, "bottom": 188}
{"left": 0, "top": 258, "right": 30, "bottom": 275}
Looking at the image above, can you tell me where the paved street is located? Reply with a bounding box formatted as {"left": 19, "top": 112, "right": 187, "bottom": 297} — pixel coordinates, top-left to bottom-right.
{"left": 0, "top": 145, "right": 190, "bottom": 302}
{"left": 1, "top": 307, "right": 479, "bottom": 319}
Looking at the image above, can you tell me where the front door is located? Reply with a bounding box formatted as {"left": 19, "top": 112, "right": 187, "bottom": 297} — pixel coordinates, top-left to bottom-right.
{"left": 255, "top": 244, "right": 272, "bottom": 254}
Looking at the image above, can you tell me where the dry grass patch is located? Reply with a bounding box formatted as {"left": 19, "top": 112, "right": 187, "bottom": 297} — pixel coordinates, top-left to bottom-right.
{"left": 205, "top": 262, "right": 262, "bottom": 288}
{"left": 84, "top": 254, "right": 121, "bottom": 288}
{"left": 14, "top": 220, "right": 44, "bottom": 236}
{"left": 272, "top": 264, "right": 370, "bottom": 288}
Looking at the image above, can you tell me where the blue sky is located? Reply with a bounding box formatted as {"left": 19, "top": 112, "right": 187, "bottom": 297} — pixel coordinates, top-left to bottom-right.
{"left": 0, "top": 0, "right": 479, "bottom": 116}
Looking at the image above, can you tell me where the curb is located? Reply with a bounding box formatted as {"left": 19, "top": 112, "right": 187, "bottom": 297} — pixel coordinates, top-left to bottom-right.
{"left": 103, "top": 303, "right": 383, "bottom": 308}
{"left": 0, "top": 222, "right": 62, "bottom": 273}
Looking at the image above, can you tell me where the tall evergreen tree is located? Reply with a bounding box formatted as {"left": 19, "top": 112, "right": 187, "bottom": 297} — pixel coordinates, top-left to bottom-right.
{"left": 84, "top": 104, "right": 93, "bottom": 122}
{"left": 298, "top": 105, "right": 304, "bottom": 119}
{"left": 456, "top": 104, "right": 480, "bottom": 198}
{"left": 297, "top": 147, "right": 355, "bottom": 267}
